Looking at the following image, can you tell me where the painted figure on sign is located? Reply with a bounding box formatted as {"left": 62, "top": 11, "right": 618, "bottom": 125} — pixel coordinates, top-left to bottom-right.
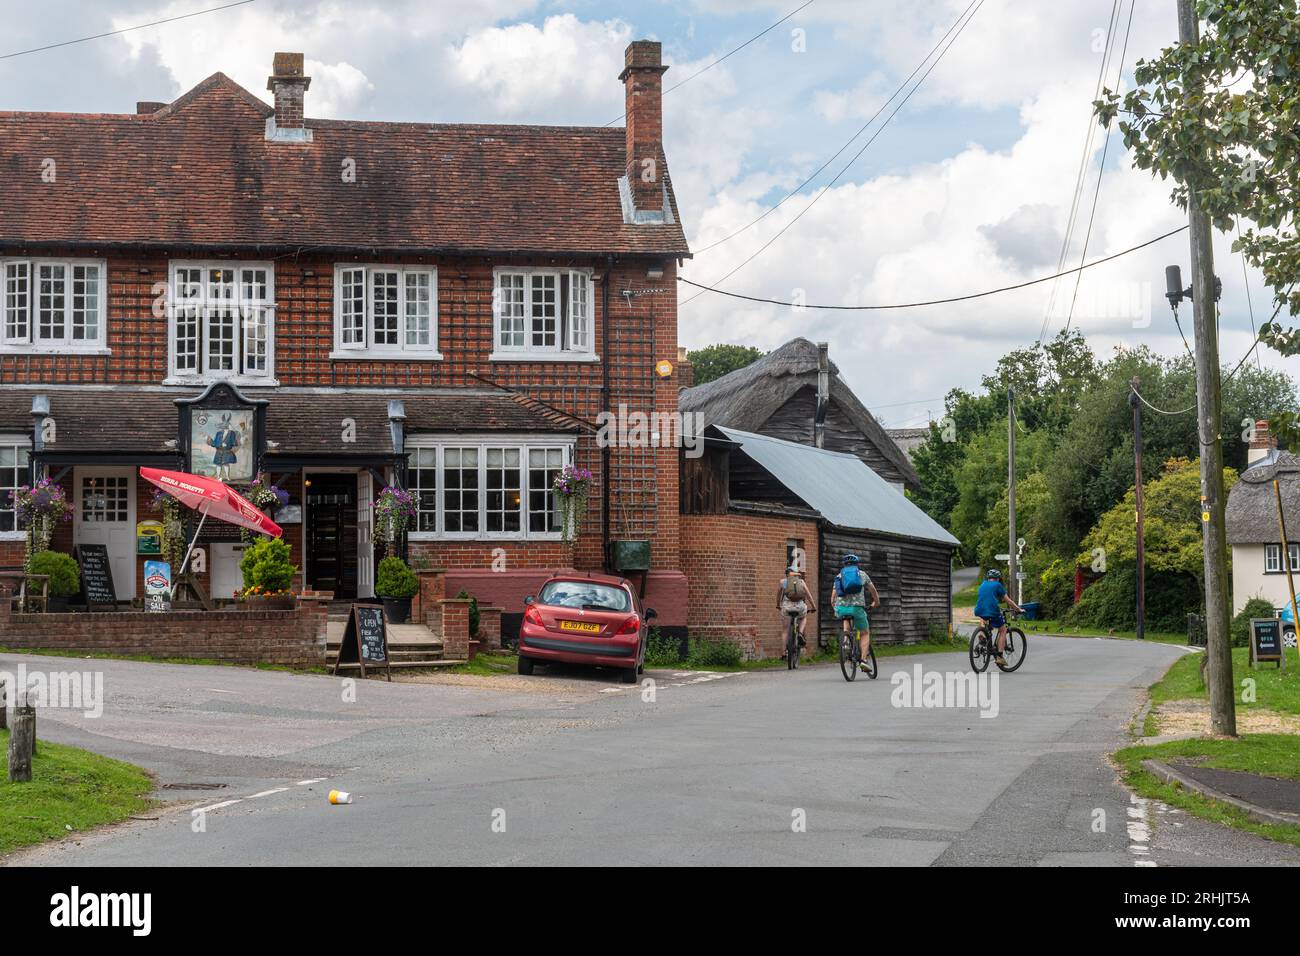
{"left": 207, "top": 413, "right": 241, "bottom": 482}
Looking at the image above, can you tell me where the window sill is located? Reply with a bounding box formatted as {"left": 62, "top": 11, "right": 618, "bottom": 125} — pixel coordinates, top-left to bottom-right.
{"left": 329, "top": 350, "right": 444, "bottom": 362}
{"left": 488, "top": 352, "right": 599, "bottom": 364}
{"left": 163, "top": 375, "right": 280, "bottom": 387}
{"left": 408, "top": 532, "right": 564, "bottom": 543}
{"left": 0, "top": 531, "right": 24, "bottom": 542}
{"left": 0, "top": 345, "right": 110, "bottom": 356}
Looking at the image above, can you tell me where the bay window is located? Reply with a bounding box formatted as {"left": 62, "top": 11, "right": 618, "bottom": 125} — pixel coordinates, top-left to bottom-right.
{"left": 169, "top": 261, "right": 275, "bottom": 383}
{"left": 332, "top": 264, "right": 439, "bottom": 358}
{"left": 0, "top": 437, "right": 30, "bottom": 538}
{"left": 2, "top": 258, "right": 106, "bottom": 352}
{"left": 491, "top": 268, "right": 594, "bottom": 360}
{"left": 407, "top": 437, "right": 573, "bottom": 540}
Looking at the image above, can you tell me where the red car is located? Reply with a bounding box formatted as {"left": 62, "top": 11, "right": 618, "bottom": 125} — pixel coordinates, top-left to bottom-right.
{"left": 517, "top": 572, "right": 657, "bottom": 683}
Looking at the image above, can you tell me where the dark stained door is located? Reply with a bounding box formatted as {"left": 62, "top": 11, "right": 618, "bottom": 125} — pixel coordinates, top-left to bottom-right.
{"left": 307, "top": 474, "right": 358, "bottom": 599}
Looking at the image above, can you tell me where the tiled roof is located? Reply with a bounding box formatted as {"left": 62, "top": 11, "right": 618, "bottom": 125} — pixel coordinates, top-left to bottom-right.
{"left": 0, "top": 73, "right": 689, "bottom": 258}
{"left": 0, "top": 387, "right": 580, "bottom": 459}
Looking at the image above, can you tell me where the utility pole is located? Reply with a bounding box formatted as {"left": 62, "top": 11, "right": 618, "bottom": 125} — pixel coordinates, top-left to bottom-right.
{"left": 1131, "top": 377, "right": 1146, "bottom": 641}
{"left": 1178, "top": 0, "right": 1236, "bottom": 735}
{"left": 1008, "top": 386, "right": 1017, "bottom": 601}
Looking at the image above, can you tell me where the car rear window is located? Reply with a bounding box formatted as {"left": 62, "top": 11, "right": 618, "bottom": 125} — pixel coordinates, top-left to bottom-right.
{"left": 538, "top": 581, "right": 631, "bottom": 612}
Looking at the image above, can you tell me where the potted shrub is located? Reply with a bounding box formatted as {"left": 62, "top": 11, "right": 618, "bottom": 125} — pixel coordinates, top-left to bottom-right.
{"left": 375, "top": 556, "right": 418, "bottom": 623}
{"left": 236, "top": 537, "right": 297, "bottom": 610}
{"left": 27, "top": 550, "right": 80, "bottom": 612}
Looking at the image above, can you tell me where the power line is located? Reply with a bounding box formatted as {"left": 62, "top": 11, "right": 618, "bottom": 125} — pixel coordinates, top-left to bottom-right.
{"left": 602, "top": 0, "right": 816, "bottom": 128}
{"left": 1238, "top": 218, "right": 1263, "bottom": 371}
{"left": 1129, "top": 383, "right": 1195, "bottom": 416}
{"left": 1037, "top": 0, "right": 1122, "bottom": 346}
{"left": 0, "top": 0, "right": 257, "bottom": 60}
{"left": 1062, "top": 0, "right": 1136, "bottom": 337}
{"left": 681, "top": 0, "right": 987, "bottom": 306}
{"left": 677, "top": 224, "right": 1189, "bottom": 310}
{"left": 692, "top": 0, "right": 980, "bottom": 255}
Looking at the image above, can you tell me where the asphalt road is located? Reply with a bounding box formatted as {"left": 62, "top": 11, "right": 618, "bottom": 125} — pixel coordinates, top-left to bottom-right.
{"left": 9, "top": 637, "right": 1300, "bottom": 866}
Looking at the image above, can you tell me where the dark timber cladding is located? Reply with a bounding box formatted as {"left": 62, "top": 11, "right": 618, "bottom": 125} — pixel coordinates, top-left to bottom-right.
{"left": 818, "top": 529, "right": 952, "bottom": 646}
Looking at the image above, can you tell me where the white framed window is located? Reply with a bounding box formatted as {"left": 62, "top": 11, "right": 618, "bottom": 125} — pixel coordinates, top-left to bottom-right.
{"left": 407, "top": 435, "right": 575, "bottom": 540}
{"left": 1292, "top": 544, "right": 1300, "bottom": 573}
{"left": 1, "top": 258, "right": 107, "bottom": 353}
{"left": 168, "top": 261, "right": 275, "bottom": 384}
{"left": 331, "top": 264, "right": 440, "bottom": 359}
{"left": 491, "top": 267, "right": 596, "bottom": 362}
{"left": 0, "top": 436, "right": 30, "bottom": 539}
{"left": 1266, "top": 545, "right": 1282, "bottom": 573}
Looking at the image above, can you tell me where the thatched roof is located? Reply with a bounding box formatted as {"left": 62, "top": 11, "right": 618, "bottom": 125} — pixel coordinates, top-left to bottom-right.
{"left": 679, "top": 338, "right": 920, "bottom": 489}
{"left": 1226, "top": 451, "right": 1300, "bottom": 544}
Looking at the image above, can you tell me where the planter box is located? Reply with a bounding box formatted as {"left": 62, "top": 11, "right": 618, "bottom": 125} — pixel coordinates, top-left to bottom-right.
{"left": 236, "top": 594, "right": 297, "bottom": 611}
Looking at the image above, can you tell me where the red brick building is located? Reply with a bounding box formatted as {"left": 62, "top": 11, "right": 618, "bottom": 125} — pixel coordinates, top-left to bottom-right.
{"left": 0, "top": 43, "right": 690, "bottom": 634}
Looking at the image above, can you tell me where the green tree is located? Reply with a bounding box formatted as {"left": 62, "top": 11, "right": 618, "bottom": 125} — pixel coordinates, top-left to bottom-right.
{"left": 1080, "top": 457, "right": 1239, "bottom": 606}
{"left": 1096, "top": 0, "right": 1300, "bottom": 357}
{"left": 686, "top": 344, "right": 765, "bottom": 385}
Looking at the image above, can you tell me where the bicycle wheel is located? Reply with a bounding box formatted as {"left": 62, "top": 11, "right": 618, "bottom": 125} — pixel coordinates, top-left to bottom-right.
{"left": 839, "top": 630, "right": 857, "bottom": 682}
{"left": 997, "top": 627, "right": 1027, "bottom": 672}
{"left": 969, "top": 628, "right": 990, "bottom": 673}
{"left": 787, "top": 621, "right": 799, "bottom": 670}
{"left": 862, "top": 642, "right": 878, "bottom": 680}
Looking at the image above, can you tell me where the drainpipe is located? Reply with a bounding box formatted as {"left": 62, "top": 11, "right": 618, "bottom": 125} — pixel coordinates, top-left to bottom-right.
{"left": 388, "top": 399, "right": 407, "bottom": 562}
{"left": 29, "top": 395, "right": 48, "bottom": 484}
{"left": 602, "top": 256, "right": 613, "bottom": 571}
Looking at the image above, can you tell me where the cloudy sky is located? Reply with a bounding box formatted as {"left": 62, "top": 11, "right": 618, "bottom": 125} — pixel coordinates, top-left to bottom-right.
{"left": 2, "top": 0, "right": 1293, "bottom": 424}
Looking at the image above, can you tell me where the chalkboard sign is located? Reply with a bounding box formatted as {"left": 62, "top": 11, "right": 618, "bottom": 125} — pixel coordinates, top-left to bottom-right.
{"left": 1250, "top": 617, "right": 1286, "bottom": 669}
{"left": 331, "top": 604, "right": 391, "bottom": 681}
{"left": 74, "top": 544, "right": 117, "bottom": 610}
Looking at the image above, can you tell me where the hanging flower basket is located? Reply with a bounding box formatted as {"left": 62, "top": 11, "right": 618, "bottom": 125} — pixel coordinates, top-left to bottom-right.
{"left": 373, "top": 486, "right": 418, "bottom": 557}
{"left": 240, "top": 473, "right": 290, "bottom": 542}
{"left": 9, "top": 478, "right": 74, "bottom": 572}
{"left": 552, "top": 465, "right": 593, "bottom": 544}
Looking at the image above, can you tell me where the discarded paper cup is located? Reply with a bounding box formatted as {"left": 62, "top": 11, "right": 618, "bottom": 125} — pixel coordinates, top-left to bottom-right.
{"left": 328, "top": 790, "right": 352, "bottom": 805}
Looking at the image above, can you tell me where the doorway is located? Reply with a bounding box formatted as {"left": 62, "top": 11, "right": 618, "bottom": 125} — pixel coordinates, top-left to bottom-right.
{"left": 74, "top": 466, "right": 137, "bottom": 601}
{"left": 306, "top": 473, "right": 358, "bottom": 599}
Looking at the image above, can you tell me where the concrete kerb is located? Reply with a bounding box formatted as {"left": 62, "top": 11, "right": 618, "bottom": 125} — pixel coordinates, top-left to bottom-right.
{"left": 1142, "top": 758, "right": 1300, "bottom": 829}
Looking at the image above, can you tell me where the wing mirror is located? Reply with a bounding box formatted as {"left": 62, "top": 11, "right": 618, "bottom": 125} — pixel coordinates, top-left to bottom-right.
{"left": 645, "top": 607, "right": 658, "bottom": 621}
{"left": 524, "top": 595, "right": 535, "bottom": 605}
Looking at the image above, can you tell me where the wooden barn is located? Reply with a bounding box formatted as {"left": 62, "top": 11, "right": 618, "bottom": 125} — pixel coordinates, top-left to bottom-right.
{"left": 680, "top": 425, "right": 958, "bottom": 653}
{"left": 679, "top": 337, "right": 920, "bottom": 492}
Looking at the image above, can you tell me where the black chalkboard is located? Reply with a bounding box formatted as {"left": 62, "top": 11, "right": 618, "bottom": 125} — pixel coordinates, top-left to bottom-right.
{"left": 332, "top": 604, "right": 390, "bottom": 681}
{"left": 1251, "top": 617, "right": 1285, "bottom": 668}
{"left": 75, "top": 544, "right": 117, "bottom": 610}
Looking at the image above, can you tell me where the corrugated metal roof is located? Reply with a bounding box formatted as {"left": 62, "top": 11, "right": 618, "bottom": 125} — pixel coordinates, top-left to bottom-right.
{"left": 717, "top": 426, "right": 959, "bottom": 546}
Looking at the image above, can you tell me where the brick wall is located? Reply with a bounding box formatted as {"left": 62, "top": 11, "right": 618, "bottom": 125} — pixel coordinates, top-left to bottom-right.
{"left": 679, "top": 513, "right": 819, "bottom": 660}
{"left": 0, "top": 593, "right": 328, "bottom": 667}
{"left": 0, "top": 249, "right": 684, "bottom": 577}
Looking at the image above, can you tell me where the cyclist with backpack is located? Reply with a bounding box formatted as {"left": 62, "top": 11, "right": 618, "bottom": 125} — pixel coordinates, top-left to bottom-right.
{"left": 777, "top": 565, "right": 816, "bottom": 653}
{"left": 834, "top": 554, "right": 880, "bottom": 671}
{"left": 973, "top": 568, "right": 1023, "bottom": 668}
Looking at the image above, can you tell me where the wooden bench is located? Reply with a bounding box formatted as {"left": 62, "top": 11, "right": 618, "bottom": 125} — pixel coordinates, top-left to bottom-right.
{"left": 0, "top": 569, "right": 50, "bottom": 613}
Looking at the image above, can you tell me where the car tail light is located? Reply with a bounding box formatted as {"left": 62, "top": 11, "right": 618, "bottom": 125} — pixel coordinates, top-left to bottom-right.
{"left": 524, "top": 605, "right": 544, "bottom": 627}
{"left": 615, "top": 615, "right": 640, "bottom": 636}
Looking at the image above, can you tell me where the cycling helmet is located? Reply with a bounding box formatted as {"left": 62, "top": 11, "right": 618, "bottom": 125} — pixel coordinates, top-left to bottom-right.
{"left": 986, "top": 568, "right": 1002, "bottom": 581}
{"left": 841, "top": 554, "right": 860, "bottom": 566}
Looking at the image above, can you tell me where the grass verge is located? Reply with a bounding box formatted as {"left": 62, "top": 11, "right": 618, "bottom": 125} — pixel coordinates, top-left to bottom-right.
{"left": 1148, "top": 645, "right": 1300, "bottom": 718}
{"left": 0, "top": 729, "right": 155, "bottom": 856}
{"left": 1012, "top": 619, "right": 1188, "bottom": 644}
{"left": 1114, "top": 734, "right": 1300, "bottom": 848}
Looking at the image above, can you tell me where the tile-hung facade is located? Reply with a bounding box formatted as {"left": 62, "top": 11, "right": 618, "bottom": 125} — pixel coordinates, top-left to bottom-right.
{"left": 0, "top": 44, "right": 691, "bottom": 629}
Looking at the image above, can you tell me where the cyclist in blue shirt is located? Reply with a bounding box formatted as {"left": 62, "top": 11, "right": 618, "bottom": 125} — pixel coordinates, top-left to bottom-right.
{"left": 973, "top": 569, "right": 1023, "bottom": 667}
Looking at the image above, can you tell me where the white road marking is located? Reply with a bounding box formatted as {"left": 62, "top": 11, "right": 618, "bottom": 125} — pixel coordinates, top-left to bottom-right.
{"left": 296, "top": 778, "right": 327, "bottom": 786}
{"left": 204, "top": 689, "right": 237, "bottom": 694}
{"left": 1127, "top": 794, "right": 1155, "bottom": 867}
{"left": 248, "top": 787, "right": 289, "bottom": 799}
{"left": 195, "top": 800, "right": 242, "bottom": 813}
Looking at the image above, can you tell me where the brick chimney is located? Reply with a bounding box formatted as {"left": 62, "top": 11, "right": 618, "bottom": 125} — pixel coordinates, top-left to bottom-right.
{"left": 619, "top": 40, "right": 668, "bottom": 220}
{"left": 266, "top": 52, "right": 312, "bottom": 142}
{"left": 1248, "top": 418, "right": 1277, "bottom": 466}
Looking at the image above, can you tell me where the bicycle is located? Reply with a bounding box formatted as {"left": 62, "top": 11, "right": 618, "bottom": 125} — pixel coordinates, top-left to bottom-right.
{"left": 838, "top": 624, "right": 877, "bottom": 681}
{"left": 969, "top": 612, "right": 1027, "bottom": 673}
{"left": 785, "top": 611, "right": 803, "bottom": 669}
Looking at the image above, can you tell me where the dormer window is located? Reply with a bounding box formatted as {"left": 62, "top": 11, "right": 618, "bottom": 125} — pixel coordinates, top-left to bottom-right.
{"left": 167, "top": 261, "right": 276, "bottom": 385}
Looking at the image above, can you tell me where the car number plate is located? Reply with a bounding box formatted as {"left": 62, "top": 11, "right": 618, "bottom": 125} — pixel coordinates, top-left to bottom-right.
{"left": 559, "top": 620, "right": 601, "bottom": 633}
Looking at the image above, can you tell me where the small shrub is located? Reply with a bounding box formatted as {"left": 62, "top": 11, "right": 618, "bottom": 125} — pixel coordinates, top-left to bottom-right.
{"left": 644, "top": 626, "right": 683, "bottom": 666}
{"left": 1231, "top": 597, "right": 1278, "bottom": 648}
{"left": 686, "top": 636, "right": 743, "bottom": 668}
{"left": 28, "top": 550, "right": 80, "bottom": 597}
{"left": 455, "top": 588, "right": 480, "bottom": 636}
{"left": 375, "top": 556, "right": 418, "bottom": 599}
{"left": 239, "top": 537, "right": 296, "bottom": 594}
{"left": 1038, "top": 559, "right": 1075, "bottom": 620}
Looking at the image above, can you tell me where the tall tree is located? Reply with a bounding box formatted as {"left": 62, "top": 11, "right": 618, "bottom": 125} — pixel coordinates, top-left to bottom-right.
{"left": 686, "top": 344, "right": 765, "bottom": 385}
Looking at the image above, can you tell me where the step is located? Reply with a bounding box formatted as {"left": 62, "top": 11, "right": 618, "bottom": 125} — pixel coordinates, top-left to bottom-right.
{"left": 331, "top": 659, "right": 466, "bottom": 670}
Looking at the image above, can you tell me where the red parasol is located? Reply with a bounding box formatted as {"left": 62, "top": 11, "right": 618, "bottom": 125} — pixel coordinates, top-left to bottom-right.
{"left": 140, "top": 468, "right": 282, "bottom": 595}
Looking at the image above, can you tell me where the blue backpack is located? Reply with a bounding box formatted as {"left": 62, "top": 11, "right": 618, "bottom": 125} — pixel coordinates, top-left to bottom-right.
{"left": 838, "top": 565, "right": 864, "bottom": 596}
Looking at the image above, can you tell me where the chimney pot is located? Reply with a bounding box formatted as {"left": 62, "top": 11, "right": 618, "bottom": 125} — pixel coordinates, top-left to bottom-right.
{"left": 619, "top": 40, "right": 668, "bottom": 218}
{"left": 1248, "top": 418, "right": 1277, "bottom": 466}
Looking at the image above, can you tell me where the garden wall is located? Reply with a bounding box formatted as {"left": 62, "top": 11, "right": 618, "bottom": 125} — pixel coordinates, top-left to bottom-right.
{"left": 0, "top": 589, "right": 328, "bottom": 667}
